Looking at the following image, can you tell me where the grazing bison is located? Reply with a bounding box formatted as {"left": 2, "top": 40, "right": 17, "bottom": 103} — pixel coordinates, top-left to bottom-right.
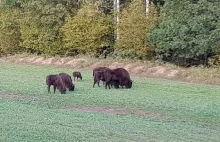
{"left": 53, "top": 75, "right": 67, "bottom": 94}
{"left": 93, "top": 71, "right": 105, "bottom": 87}
{"left": 93, "top": 67, "right": 110, "bottom": 77}
{"left": 103, "top": 68, "right": 119, "bottom": 89}
{"left": 59, "top": 73, "right": 75, "bottom": 91}
{"left": 73, "top": 71, "right": 82, "bottom": 81}
{"left": 46, "top": 74, "right": 58, "bottom": 93}
{"left": 93, "top": 67, "right": 110, "bottom": 85}
{"left": 112, "top": 68, "right": 132, "bottom": 88}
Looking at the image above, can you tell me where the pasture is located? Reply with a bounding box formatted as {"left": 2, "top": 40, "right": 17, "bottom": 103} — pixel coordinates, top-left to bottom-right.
{"left": 0, "top": 62, "right": 220, "bottom": 142}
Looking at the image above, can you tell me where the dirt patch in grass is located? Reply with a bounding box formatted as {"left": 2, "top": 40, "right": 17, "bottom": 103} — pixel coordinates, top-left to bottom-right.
{"left": 0, "top": 92, "right": 41, "bottom": 102}
{"left": 65, "top": 106, "right": 163, "bottom": 119}
{"left": 0, "top": 92, "right": 25, "bottom": 99}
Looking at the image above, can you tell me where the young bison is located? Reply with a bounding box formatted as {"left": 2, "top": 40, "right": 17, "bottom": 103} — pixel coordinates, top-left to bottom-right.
{"left": 73, "top": 71, "right": 82, "bottom": 81}
{"left": 46, "top": 74, "right": 58, "bottom": 93}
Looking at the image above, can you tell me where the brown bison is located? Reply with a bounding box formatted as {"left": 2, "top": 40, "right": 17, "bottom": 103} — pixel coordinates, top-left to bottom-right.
{"left": 104, "top": 68, "right": 132, "bottom": 89}
{"left": 93, "top": 71, "right": 105, "bottom": 87}
{"left": 53, "top": 75, "right": 67, "bottom": 94}
{"left": 73, "top": 71, "right": 82, "bottom": 81}
{"left": 46, "top": 74, "right": 58, "bottom": 93}
{"left": 93, "top": 67, "right": 110, "bottom": 77}
{"left": 112, "top": 68, "right": 132, "bottom": 88}
{"left": 103, "top": 68, "right": 119, "bottom": 89}
{"left": 92, "top": 67, "right": 110, "bottom": 86}
{"left": 59, "top": 73, "right": 75, "bottom": 91}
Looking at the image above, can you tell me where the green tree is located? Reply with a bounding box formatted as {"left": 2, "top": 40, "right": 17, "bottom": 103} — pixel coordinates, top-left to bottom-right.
{"left": 62, "top": 1, "right": 113, "bottom": 56}
{"left": 115, "top": 0, "right": 157, "bottom": 59}
{"left": 0, "top": 8, "right": 21, "bottom": 54}
{"left": 149, "top": 0, "right": 220, "bottom": 65}
{"left": 20, "top": 0, "right": 67, "bottom": 55}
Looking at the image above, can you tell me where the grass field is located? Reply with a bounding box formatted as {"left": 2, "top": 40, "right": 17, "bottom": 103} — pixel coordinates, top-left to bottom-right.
{"left": 0, "top": 63, "right": 220, "bottom": 142}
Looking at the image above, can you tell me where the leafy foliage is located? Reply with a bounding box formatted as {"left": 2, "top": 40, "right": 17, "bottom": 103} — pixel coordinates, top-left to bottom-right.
{"left": 149, "top": 0, "right": 220, "bottom": 65}
{"left": 20, "top": 0, "right": 67, "bottom": 55}
{"left": 115, "top": 0, "right": 158, "bottom": 59}
{"left": 62, "top": 1, "right": 114, "bottom": 56}
{"left": 0, "top": 8, "right": 21, "bottom": 54}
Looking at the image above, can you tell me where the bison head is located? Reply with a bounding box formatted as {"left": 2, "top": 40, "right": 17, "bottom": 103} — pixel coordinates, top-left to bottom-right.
{"left": 69, "top": 85, "right": 75, "bottom": 91}
{"left": 125, "top": 80, "right": 133, "bottom": 88}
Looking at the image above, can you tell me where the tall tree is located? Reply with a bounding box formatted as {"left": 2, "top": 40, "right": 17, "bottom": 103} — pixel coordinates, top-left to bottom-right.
{"left": 149, "top": 0, "right": 220, "bottom": 65}
{"left": 20, "top": 0, "right": 67, "bottom": 55}
{"left": 62, "top": 1, "right": 113, "bottom": 56}
{"left": 115, "top": 0, "right": 158, "bottom": 59}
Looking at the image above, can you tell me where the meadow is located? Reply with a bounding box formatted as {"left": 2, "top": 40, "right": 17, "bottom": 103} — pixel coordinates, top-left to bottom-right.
{"left": 0, "top": 62, "right": 220, "bottom": 142}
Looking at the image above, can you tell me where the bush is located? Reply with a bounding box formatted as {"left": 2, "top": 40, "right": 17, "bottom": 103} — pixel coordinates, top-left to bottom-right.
{"left": 0, "top": 8, "right": 21, "bottom": 55}
{"left": 114, "top": 0, "right": 158, "bottom": 60}
{"left": 148, "top": 0, "right": 220, "bottom": 65}
{"left": 62, "top": 1, "right": 114, "bottom": 57}
{"left": 20, "top": 0, "right": 67, "bottom": 55}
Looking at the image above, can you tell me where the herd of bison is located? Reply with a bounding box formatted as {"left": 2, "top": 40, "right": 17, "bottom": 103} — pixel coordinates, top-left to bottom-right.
{"left": 46, "top": 67, "right": 133, "bottom": 94}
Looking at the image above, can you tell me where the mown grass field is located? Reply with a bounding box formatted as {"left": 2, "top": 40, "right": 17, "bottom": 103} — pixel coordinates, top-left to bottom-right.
{"left": 0, "top": 62, "right": 220, "bottom": 142}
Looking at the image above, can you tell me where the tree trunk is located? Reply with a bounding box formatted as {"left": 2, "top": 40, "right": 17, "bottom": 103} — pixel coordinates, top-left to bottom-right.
{"left": 114, "top": 0, "right": 120, "bottom": 40}
{"left": 145, "top": 0, "right": 150, "bottom": 16}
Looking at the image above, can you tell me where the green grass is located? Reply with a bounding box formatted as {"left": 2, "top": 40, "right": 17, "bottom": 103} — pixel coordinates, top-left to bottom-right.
{"left": 0, "top": 63, "right": 220, "bottom": 142}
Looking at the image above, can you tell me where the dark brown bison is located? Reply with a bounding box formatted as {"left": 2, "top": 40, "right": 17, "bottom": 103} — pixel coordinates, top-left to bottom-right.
{"left": 103, "top": 68, "right": 120, "bottom": 89}
{"left": 59, "top": 73, "right": 75, "bottom": 91}
{"left": 73, "top": 71, "right": 82, "bottom": 81}
{"left": 53, "top": 75, "right": 67, "bottom": 94}
{"left": 104, "top": 68, "right": 132, "bottom": 89}
{"left": 93, "top": 71, "right": 105, "bottom": 87}
{"left": 112, "top": 68, "right": 132, "bottom": 88}
{"left": 93, "top": 67, "right": 110, "bottom": 77}
{"left": 46, "top": 74, "right": 58, "bottom": 93}
{"left": 92, "top": 67, "right": 110, "bottom": 85}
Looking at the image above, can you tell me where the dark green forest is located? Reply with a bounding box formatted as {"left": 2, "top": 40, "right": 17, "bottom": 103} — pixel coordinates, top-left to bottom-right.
{"left": 0, "top": 0, "right": 220, "bottom": 66}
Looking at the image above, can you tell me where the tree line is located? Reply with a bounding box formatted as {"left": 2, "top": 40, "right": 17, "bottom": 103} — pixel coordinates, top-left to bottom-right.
{"left": 0, "top": 0, "right": 220, "bottom": 66}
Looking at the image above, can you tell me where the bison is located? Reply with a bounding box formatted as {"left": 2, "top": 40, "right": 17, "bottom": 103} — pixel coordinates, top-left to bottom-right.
{"left": 93, "top": 67, "right": 110, "bottom": 77}
{"left": 46, "top": 74, "right": 58, "bottom": 93}
{"left": 112, "top": 68, "right": 132, "bottom": 88}
{"left": 103, "top": 68, "right": 132, "bottom": 89}
{"left": 93, "top": 71, "right": 105, "bottom": 87}
{"left": 103, "top": 68, "right": 119, "bottom": 89}
{"left": 59, "top": 73, "right": 75, "bottom": 91}
{"left": 53, "top": 75, "right": 67, "bottom": 94}
{"left": 92, "top": 67, "right": 110, "bottom": 85}
{"left": 73, "top": 71, "right": 82, "bottom": 81}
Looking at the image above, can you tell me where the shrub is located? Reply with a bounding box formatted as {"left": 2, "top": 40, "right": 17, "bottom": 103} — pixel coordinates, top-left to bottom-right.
{"left": 148, "top": 0, "right": 220, "bottom": 65}
{"left": 20, "top": 0, "right": 67, "bottom": 55}
{"left": 114, "top": 0, "right": 158, "bottom": 60}
{"left": 0, "top": 8, "right": 21, "bottom": 55}
{"left": 62, "top": 1, "right": 114, "bottom": 57}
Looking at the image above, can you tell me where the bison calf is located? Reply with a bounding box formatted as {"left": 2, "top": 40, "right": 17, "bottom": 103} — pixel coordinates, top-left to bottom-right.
{"left": 73, "top": 71, "right": 82, "bottom": 81}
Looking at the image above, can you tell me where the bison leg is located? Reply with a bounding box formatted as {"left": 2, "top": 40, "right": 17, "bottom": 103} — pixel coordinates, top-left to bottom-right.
{"left": 53, "top": 85, "right": 56, "bottom": 94}
{"left": 97, "top": 80, "right": 100, "bottom": 87}
{"left": 48, "top": 85, "right": 51, "bottom": 93}
{"left": 74, "top": 77, "right": 75, "bottom": 81}
{"left": 105, "top": 82, "right": 110, "bottom": 89}
{"left": 93, "top": 79, "right": 97, "bottom": 88}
